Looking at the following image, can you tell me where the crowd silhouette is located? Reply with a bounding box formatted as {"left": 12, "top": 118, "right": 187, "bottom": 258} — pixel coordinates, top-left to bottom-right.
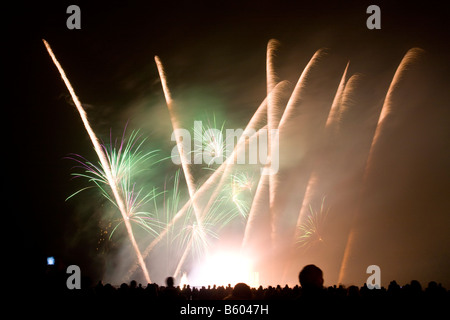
{"left": 41, "top": 264, "right": 448, "bottom": 307}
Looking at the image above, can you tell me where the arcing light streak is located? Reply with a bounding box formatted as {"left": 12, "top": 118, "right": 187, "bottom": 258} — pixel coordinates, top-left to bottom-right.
{"left": 325, "top": 62, "right": 350, "bottom": 130}
{"left": 266, "top": 39, "right": 282, "bottom": 243}
{"left": 267, "top": 49, "right": 325, "bottom": 248}
{"left": 294, "top": 63, "right": 349, "bottom": 241}
{"left": 43, "top": 39, "right": 151, "bottom": 283}
{"left": 66, "top": 131, "right": 163, "bottom": 239}
{"left": 338, "top": 48, "right": 424, "bottom": 284}
{"left": 278, "top": 49, "right": 325, "bottom": 129}
{"left": 154, "top": 56, "right": 203, "bottom": 226}
{"left": 266, "top": 39, "right": 282, "bottom": 138}
{"left": 241, "top": 173, "right": 270, "bottom": 250}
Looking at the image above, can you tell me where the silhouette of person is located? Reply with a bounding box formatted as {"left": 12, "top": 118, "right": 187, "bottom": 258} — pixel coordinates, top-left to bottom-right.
{"left": 160, "top": 276, "right": 185, "bottom": 301}
{"left": 224, "top": 283, "right": 253, "bottom": 300}
{"left": 299, "top": 264, "right": 324, "bottom": 298}
{"left": 145, "top": 283, "right": 159, "bottom": 300}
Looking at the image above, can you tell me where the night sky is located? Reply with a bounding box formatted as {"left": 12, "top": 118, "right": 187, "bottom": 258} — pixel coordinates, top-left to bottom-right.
{"left": 9, "top": 1, "right": 450, "bottom": 287}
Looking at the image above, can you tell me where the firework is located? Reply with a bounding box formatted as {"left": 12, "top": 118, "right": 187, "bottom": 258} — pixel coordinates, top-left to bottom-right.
{"left": 296, "top": 197, "right": 329, "bottom": 249}
{"left": 192, "top": 116, "right": 227, "bottom": 166}
{"left": 43, "top": 40, "right": 151, "bottom": 283}
{"left": 130, "top": 85, "right": 280, "bottom": 278}
{"left": 228, "top": 171, "right": 254, "bottom": 217}
{"left": 66, "top": 129, "right": 165, "bottom": 240}
{"left": 293, "top": 63, "right": 349, "bottom": 241}
{"left": 338, "top": 48, "right": 425, "bottom": 284}
{"left": 172, "top": 220, "right": 218, "bottom": 279}
{"left": 45, "top": 36, "right": 429, "bottom": 287}
{"left": 269, "top": 49, "right": 325, "bottom": 247}
{"left": 266, "top": 39, "right": 282, "bottom": 226}
{"left": 241, "top": 173, "right": 269, "bottom": 250}
{"left": 172, "top": 170, "right": 254, "bottom": 278}
{"left": 155, "top": 56, "right": 203, "bottom": 225}
{"left": 278, "top": 49, "right": 325, "bottom": 128}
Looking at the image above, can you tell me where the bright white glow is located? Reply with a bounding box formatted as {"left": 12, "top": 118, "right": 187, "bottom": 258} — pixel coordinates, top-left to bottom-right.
{"left": 180, "top": 272, "right": 189, "bottom": 288}
{"left": 190, "top": 251, "right": 259, "bottom": 288}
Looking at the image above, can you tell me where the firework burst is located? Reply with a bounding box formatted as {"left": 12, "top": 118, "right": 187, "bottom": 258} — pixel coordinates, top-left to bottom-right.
{"left": 228, "top": 171, "right": 254, "bottom": 218}
{"left": 296, "top": 197, "right": 329, "bottom": 249}
{"left": 192, "top": 116, "right": 228, "bottom": 167}
{"left": 66, "top": 129, "right": 164, "bottom": 239}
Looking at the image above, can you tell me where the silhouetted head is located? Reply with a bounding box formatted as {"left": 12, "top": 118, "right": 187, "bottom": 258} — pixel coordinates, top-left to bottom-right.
{"left": 145, "top": 283, "right": 158, "bottom": 297}
{"left": 299, "top": 264, "right": 324, "bottom": 292}
{"left": 410, "top": 280, "right": 422, "bottom": 292}
{"left": 166, "top": 276, "right": 175, "bottom": 288}
{"left": 225, "top": 282, "right": 252, "bottom": 300}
